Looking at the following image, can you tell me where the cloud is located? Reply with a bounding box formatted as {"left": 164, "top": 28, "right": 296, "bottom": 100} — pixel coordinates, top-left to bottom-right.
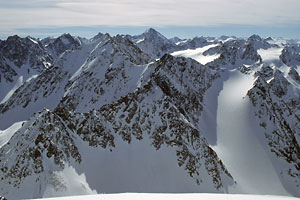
{"left": 0, "top": 0, "right": 300, "bottom": 35}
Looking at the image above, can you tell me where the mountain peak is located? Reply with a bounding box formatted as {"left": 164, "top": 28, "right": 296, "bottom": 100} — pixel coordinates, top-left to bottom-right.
{"left": 92, "top": 32, "right": 104, "bottom": 40}
{"left": 6, "top": 35, "right": 21, "bottom": 42}
{"left": 142, "top": 28, "right": 168, "bottom": 40}
{"left": 60, "top": 33, "right": 73, "bottom": 38}
{"left": 248, "top": 34, "right": 262, "bottom": 41}
{"left": 144, "top": 28, "right": 159, "bottom": 34}
{"left": 57, "top": 33, "right": 77, "bottom": 45}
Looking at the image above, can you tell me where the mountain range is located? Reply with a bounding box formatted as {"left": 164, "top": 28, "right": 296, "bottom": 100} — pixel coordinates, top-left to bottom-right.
{"left": 0, "top": 28, "right": 299, "bottom": 199}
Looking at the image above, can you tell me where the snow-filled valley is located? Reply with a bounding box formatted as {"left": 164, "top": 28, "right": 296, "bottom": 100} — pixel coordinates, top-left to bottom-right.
{"left": 213, "top": 70, "right": 289, "bottom": 195}
{"left": 0, "top": 29, "right": 300, "bottom": 200}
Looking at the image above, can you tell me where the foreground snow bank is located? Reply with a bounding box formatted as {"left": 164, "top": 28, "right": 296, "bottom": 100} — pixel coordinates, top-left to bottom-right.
{"left": 32, "top": 193, "right": 298, "bottom": 200}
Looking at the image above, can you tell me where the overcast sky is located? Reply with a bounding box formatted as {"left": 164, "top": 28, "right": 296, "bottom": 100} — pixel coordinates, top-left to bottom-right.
{"left": 0, "top": 0, "right": 300, "bottom": 39}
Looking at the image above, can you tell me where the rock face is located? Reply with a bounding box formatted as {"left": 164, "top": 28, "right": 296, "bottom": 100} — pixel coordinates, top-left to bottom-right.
{"left": 204, "top": 38, "right": 262, "bottom": 67}
{"left": 280, "top": 44, "right": 300, "bottom": 67}
{"left": 247, "top": 68, "right": 300, "bottom": 196}
{"left": 246, "top": 34, "right": 276, "bottom": 50}
{"left": 0, "top": 36, "right": 51, "bottom": 72}
{"left": 41, "top": 33, "right": 81, "bottom": 59}
{"left": 0, "top": 36, "right": 53, "bottom": 102}
{"left": 0, "top": 29, "right": 300, "bottom": 199}
{"left": 126, "top": 28, "right": 176, "bottom": 59}
{"left": 0, "top": 34, "right": 82, "bottom": 103}
{"left": 57, "top": 33, "right": 151, "bottom": 113}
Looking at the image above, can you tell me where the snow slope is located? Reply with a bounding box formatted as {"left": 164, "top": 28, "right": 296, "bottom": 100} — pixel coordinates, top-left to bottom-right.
{"left": 0, "top": 54, "right": 233, "bottom": 199}
{"left": 0, "top": 121, "right": 24, "bottom": 148}
{"left": 74, "top": 135, "right": 211, "bottom": 194}
{"left": 257, "top": 47, "right": 283, "bottom": 66}
{"left": 171, "top": 44, "right": 220, "bottom": 65}
{"left": 33, "top": 193, "right": 299, "bottom": 200}
{"left": 213, "top": 69, "right": 290, "bottom": 196}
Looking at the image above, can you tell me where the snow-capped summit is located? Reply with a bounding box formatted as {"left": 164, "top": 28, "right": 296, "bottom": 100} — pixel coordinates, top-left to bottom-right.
{"left": 204, "top": 38, "right": 262, "bottom": 67}
{"left": 246, "top": 34, "right": 274, "bottom": 50}
{"left": 0, "top": 35, "right": 51, "bottom": 71}
{"left": 42, "top": 33, "right": 81, "bottom": 59}
{"left": 248, "top": 34, "right": 262, "bottom": 41}
{"left": 126, "top": 28, "right": 176, "bottom": 59}
{"left": 280, "top": 43, "right": 300, "bottom": 67}
{"left": 143, "top": 28, "right": 168, "bottom": 40}
{"left": 0, "top": 35, "right": 53, "bottom": 103}
{"left": 58, "top": 33, "right": 151, "bottom": 113}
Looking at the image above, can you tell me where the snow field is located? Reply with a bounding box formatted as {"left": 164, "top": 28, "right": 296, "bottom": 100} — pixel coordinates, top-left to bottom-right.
{"left": 33, "top": 193, "right": 299, "bottom": 200}
{"left": 171, "top": 44, "right": 220, "bottom": 65}
{"left": 212, "top": 70, "right": 290, "bottom": 196}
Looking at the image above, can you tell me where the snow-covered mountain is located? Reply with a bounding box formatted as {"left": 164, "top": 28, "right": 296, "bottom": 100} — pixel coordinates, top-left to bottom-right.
{"left": 280, "top": 44, "right": 300, "bottom": 67}
{"left": 0, "top": 29, "right": 300, "bottom": 199}
{"left": 41, "top": 33, "right": 81, "bottom": 59}
{"left": 125, "top": 28, "right": 224, "bottom": 60}
{"left": 0, "top": 35, "right": 52, "bottom": 103}
{"left": 125, "top": 28, "right": 176, "bottom": 59}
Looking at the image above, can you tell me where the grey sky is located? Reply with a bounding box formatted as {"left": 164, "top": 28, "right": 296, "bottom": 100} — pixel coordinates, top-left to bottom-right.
{"left": 0, "top": 0, "right": 299, "bottom": 38}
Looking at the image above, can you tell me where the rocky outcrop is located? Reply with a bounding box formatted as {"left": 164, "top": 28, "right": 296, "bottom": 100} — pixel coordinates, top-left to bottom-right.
{"left": 280, "top": 44, "right": 300, "bottom": 67}
{"left": 204, "top": 38, "right": 262, "bottom": 67}
{"left": 247, "top": 72, "right": 300, "bottom": 196}
{"left": 0, "top": 109, "right": 81, "bottom": 190}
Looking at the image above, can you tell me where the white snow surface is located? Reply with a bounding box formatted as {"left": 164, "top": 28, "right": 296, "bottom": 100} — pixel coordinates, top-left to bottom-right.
{"left": 32, "top": 193, "right": 298, "bottom": 200}
{"left": 71, "top": 99, "right": 219, "bottom": 195}
{"left": 171, "top": 44, "right": 220, "bottom": 64}
{"left": 257, "top": 47, "right": 283, "bottom": 66}
{"left": 212, "top": 69, "right": 290, "bottom": 196}
{"left": 43, "top": 164, "right": 97, "bottom": 198}
{"left": 0, "top": 121, "right": 24, "bottom": 148}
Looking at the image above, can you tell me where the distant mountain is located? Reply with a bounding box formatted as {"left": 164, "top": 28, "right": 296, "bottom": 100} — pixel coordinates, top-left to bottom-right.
{"left": 125, "top": 28, "right": 176, "bottom": 59}
{"left": 0, "top": 33, "right": 83, "bottom": 104}
{"left": 41, "top": 33, "right": 81, "bottom": 59}
{"left": 0, "top": 28, "right": 299, "bottom": 199}
{"left": 280, "top": 44, "right": 300, "bottom": 67}
{"left": 0, "top": 35, "right": 52, "bottom": 103}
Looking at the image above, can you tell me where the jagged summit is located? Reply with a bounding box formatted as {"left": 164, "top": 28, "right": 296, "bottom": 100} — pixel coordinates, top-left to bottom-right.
{"left": 142, "top": 28, "right": 168, "bottom": 40}
{"left": 280, "top": 43, "right": 300, "bottom": 67}
{"left": 42, "top": 33, "right": 81, "bottom": 58}
{"left": 248, "top": 34, "right": 262, "bottom": 41}
{"left": 91, "top": 32, "right": 104, "bottom": 41}
{"left": 125, "top": 28, "right": 175, "bottom": 59}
